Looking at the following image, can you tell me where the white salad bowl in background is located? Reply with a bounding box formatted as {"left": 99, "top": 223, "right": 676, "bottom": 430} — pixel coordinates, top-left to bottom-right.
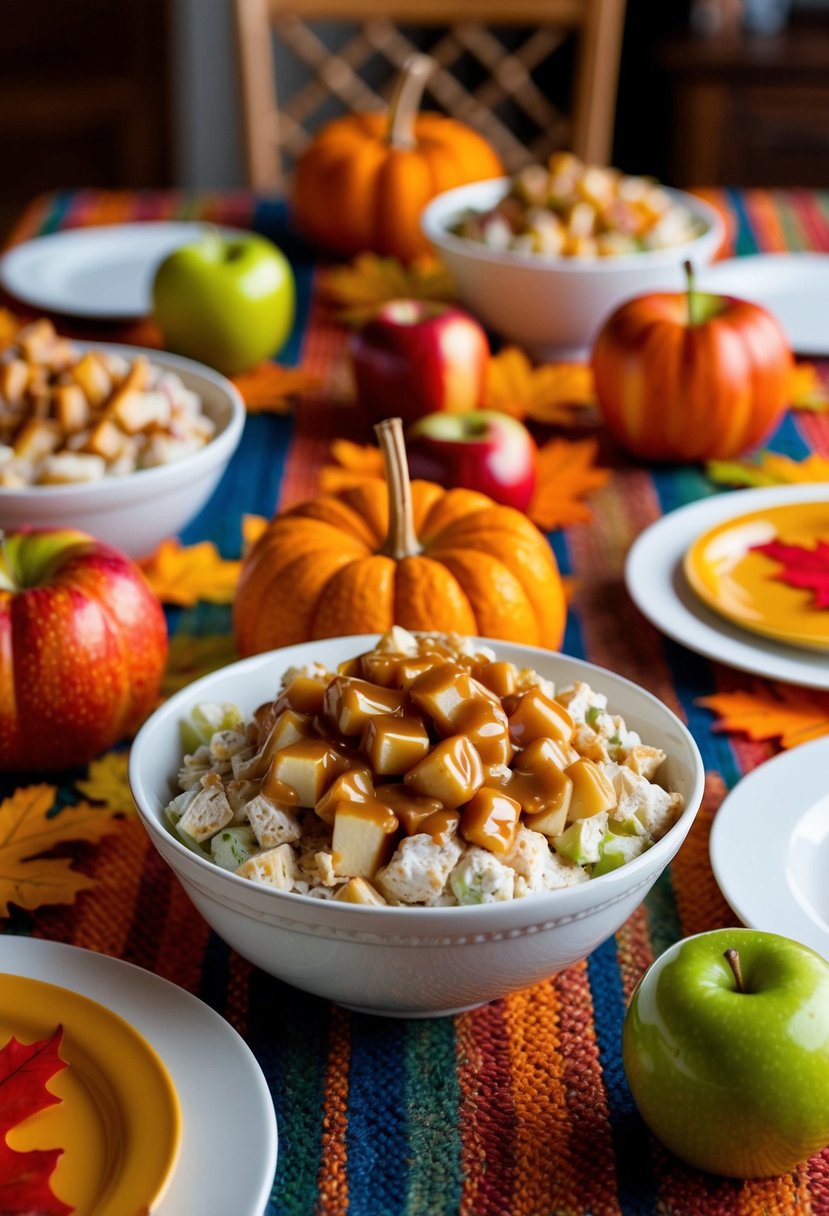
{"left": 129, "top": 635, "right": 705, "bottom": 1018}
{"left": 0, "top": 343, "right": 245, "bottom": 559}
{"left": 421, "top": 179, "right": 725, "bottom": 359}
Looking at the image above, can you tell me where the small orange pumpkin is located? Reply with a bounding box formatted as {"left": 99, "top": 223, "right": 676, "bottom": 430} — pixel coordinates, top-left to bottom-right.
{"left": 233, "top": 418, "right": 565, "bottom": 656}
{"left": 292, "top": 55, "right": 503, "bottom": 263}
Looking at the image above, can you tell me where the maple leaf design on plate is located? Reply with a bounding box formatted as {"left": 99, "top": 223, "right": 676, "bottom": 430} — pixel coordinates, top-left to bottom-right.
{"left": 0, "top": 1026, "right": 72, "bottom": 1215}
{"left": 698, "top": 681, "right": 829, "bottom": 749}
{"left": 752, "top": 538, "right": 829, "bottom": 609}
{"left": 0, "top": 786, "right": 120, "bottom": 916}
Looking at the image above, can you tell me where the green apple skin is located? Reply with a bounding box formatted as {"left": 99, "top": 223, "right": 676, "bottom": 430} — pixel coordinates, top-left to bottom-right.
{"left": 152, "top": 231, "right": 296, "bottom": 376}
{"left": 623, "top": 928, "right": 829, "bottom": 1178}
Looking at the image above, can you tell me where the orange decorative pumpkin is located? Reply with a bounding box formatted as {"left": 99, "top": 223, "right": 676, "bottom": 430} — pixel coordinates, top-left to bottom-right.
{"left": 233, "top": 418, "right": 565, "bottom": 655}
{"left": 293, "top": 54, "right": 503, "bottom": 263}
{"left": 591, "top": 262, "right": 793, "bottom": 463}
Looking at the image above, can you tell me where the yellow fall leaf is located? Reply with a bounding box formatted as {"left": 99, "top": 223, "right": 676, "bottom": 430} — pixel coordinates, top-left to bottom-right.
{"left": 318, "top": 440, "right": 384, "bottom": 494}
{"left": 529, "top": 437, "right": 611, "bottom": 530}
{"left": 320, "top": 253, "right": 456, "bottom": 325}
{"left": 232, "top": 361, "right": 322, "bottom": 415}
{"left": 242, "top": 514, "right": 269, "bottom": 554}
{"left": 162, "top": 632, "right": 240, "bottom": 698}
{"left": 75, "top": 752, "right": 133, "bottom": 815}
{"left": 483, "top": 347, "right": 597, "bottom": 425}
{"left": 706, "top": 450, "right": 829, "bottom": 489}
{"left": 789, "top": 361, "right": 829, "bottom": 412}
{"left": 698, "top": 682, "right": 829, "bottom": 749}
{"left": 0, "top": 785, "right": 120, "bottom": 916}
{"left": 140, "top": 538, "right": 241, "bottom": 606}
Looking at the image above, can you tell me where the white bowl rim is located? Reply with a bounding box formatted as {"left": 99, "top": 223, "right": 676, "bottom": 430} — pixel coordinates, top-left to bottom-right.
{"left": 0, "top": 341, "right": 246, "bottom": 502}
{"left": 421, "top": 178, "right": 725, "bottom": 275}
{"left": 129, "top": 634, "right": 706, "bottom": 924}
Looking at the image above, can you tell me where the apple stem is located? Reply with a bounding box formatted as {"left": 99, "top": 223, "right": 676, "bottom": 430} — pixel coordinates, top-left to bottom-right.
{"left": 376, "top": 418, "right": 422, "bottom": 560}
{"left": 386, "top": 54, "right": 434, "bottom": 150}
{"left": 724, "top": 947, "right": 745, "bottom": 993}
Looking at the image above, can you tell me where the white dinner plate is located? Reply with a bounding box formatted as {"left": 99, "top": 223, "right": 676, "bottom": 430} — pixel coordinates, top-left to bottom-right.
{"left": 0, "top": 937, "right": 277, "bottom": 1216}
{"left": 625, "top": 484, "right": 829, "bottom": 690}
{"left": 710, "top": 737, "right": 829, "bottom": 960}
{"left": 0, "top": 222, "right": 244, "bottom": 319}
{"left": 698, "top": 253, "right": 829, "bottom": 355}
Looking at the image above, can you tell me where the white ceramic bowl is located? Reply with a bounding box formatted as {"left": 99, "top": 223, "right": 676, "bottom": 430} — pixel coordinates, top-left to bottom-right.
{"left": 0, "top": 343, "right": 245, "bottom": 558}
{"left": 421, "top": 179, "right": 726, "bottom": 359}
{"left": 129, "top": 635, "right": 705, "bottom": 1018}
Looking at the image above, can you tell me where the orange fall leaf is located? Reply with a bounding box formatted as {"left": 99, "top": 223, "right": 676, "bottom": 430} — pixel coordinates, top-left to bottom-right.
{"left": 140, "top": 538, "right": 241, "bottom": 607}
{"left": 483, "top": 346, "right": 597, "bottom": 426}
{"left": 698, "top": 681, "right": 829, "bottom": 749}
{"left": 232, "top": 361, "right": 323, "bottom": 415}
{"left": 528, "top": 437, "right": 611, "bottom": 530}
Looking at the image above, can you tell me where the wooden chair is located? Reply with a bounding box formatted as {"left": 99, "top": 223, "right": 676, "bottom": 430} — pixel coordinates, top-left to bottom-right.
{"left": 233, "top": 0, "right": 628, "bottom": 194}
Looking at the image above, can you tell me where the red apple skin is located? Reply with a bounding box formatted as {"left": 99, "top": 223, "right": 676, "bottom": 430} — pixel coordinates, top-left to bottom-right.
{"left": 350, "top": 300, "right": 489, "bottom": 425}
{"left": 406, "top": 410, "right": 538, "bottom": 511}
{"left": 591, "top": 290, "right": 793, "bottom": 463}
{"left": 0, "top": 529, "right": 168, "bottom": 772}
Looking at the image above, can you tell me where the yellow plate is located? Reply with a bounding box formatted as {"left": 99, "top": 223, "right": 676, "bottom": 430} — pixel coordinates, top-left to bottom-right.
{"left": 2, "top": 973, "right": 181, "bottom": 1215}
{"left": 684, "top": 501, "right": 829, "bottom": 651}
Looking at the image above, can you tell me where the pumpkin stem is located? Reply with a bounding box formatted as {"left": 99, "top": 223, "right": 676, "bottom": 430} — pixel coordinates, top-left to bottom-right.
{"left": 376, "top": 418, "right": 422, "bottom": 560}
{"left": 387, "top": 54, "right": 435, "bottom": 151}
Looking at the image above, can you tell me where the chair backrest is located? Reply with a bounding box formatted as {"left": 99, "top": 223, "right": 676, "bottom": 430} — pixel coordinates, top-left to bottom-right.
{"left": 233, "top": 0, "right": 628, "bottom": 194}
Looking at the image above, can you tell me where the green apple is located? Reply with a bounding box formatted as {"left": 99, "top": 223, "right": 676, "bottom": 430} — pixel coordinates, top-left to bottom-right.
{"left": 152, "top": 229, "right": 295, "bottom": 376}
{"left": 623, "top": 928, "right": 829, "bottom": 1178}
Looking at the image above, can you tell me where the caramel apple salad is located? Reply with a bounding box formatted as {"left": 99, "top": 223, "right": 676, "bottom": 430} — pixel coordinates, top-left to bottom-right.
{"left": 0, "top": 317, "right": 215, "bottom": 486}
{"left": 165, "top": 630, "right": 684, "bottom": 907}
{"left": 164, "top": 637, "right": 680, "bottom": 904}
{"left": 450, "top": 153, "right": 705, "bottom": 259}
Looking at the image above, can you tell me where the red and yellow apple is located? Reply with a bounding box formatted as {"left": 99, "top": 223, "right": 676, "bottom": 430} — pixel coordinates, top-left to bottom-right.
{"left": 591, "top": 261, "right": 793, "bottom": 462}
{"left": 0, "top": 529, "right": 168, "bottom": 771}
{"left": 349, "top": 300, "right": 489, "bottom": 425}
{"left": 406, "top": 409, "right": 537, "bottom": 511}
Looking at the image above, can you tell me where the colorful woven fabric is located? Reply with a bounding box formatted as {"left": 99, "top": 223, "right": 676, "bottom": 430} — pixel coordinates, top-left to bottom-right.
{"left": 3, "top": 187, "right": 829, "bottom": 1216}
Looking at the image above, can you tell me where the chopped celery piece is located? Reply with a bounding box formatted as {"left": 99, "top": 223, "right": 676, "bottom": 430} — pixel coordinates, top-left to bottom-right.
{"left": 585, "top": 706, "right": 603, "bottom": 726}
{"left": 180, "top": 702, "right": 244, "bottom": 753}
{"left": 553, "top": 814, "right": 608, "bottom": 865}
{"left": 450, "top": 872, "right": 486, "bottom": 905}
{"left": 592, "top": 830, "right": 648, "bottom": 877}
{"left": 211, "top": 826, "right": 259, "bottom": 871}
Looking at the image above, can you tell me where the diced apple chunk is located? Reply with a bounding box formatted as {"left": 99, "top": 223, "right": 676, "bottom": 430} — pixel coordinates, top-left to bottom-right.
{"left": 333, "top": 877, "right": 387, "bottom": 905}
{"left": 266, "top": 739, "right": 347, "bottom": 807}
{"left": 508, "top": 738, "right": 575, "bottom": 821}
{"left": 236, "top": 843, "right": 297, "bottom": 889}
{"left": 460, "top": 787, "right": 521, "bottom": 855}
{"left": 408, "top": 662, "right": 497, "bottom": 734}
{"left": 565, "top": 758, "right": 617, "bottom": 821}
{"left": 361, "top": 713, "right": 430, "bottom": 776}
{"left": 456, "top": 699, "right": 513, "bottom": 769}
{"left": 507, "top": 686, "right": 575, "bottom": 747}
{"left": 331, "top": 798, "right": 399, "bottom": 878}
{"left": 375, "top": 784, "right": 444, "bottom": 835}
{"left": 472, "top": 659, "right": 519, "bottom": 698}
{"left": 323, "top": 676, "right": 407, "bottom": 735}
{"left": 404, "top": 735, "right": 484, "bottom": 808}
{"left": 315, "top": 766, "right": 374, "bottom": 824}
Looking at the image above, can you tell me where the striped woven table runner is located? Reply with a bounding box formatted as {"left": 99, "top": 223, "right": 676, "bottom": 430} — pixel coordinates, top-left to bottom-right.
{"left": 3, "top": 187, "right": 829, "bottom": 1216}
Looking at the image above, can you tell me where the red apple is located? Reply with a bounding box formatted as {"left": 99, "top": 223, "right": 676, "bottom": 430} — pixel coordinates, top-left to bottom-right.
{"left": 0, "top": 529, "right": 168, "bottom": 771}
{"left": 406, "top": 410, "right": 537, "bottom": 511}
{"left": 350, "top": 300, "right": 489, "bottom": 424}
{"left": 591, "top": 261, "right": 793, "bottom": 463}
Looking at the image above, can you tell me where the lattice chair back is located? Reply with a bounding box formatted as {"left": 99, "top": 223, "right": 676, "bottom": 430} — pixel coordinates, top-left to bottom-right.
{"left": 233, "top": 0, "right": 627, "bottom": 194}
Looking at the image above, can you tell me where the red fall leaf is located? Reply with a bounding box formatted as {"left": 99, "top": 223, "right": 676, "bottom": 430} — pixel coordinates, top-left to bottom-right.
{"left": 0, "top": 1026, "right": 72, "bottom": 1215}
{"left": 753, "top": 538, "right": 829, "bottom": 609}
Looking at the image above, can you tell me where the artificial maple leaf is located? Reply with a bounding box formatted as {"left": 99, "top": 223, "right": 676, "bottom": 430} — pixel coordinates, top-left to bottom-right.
{"left": 698, "top": 682, "right": 829, "bottom": 749}
{"left": 242, "top": 513, "right": 269, "bottom": 554}
{"left": 528, "top": 437, "right": 610, "bottom": 530}
{"left": 320, "top": 253, "right": 456, "bottom": 326}
{"left": 232, "top": 361, "right": 322, "bottom": 415}
{"left": 482, "top": 347, "right": 597, "bottom": 425}
{"left": 752, "top": 538, "right": 829, "bottom": 609}
{"left": 706, "top": 450, "right": 829, "bottom": 489}
{"left": 139, "top": 538, "right": 241, "bottom": 606}
{"left": 0, "top": 1026, "right": 72, "bottom": 1216}
{"left": 75, "top": 752, "right": 133, "bottom": 815}
{"left": 789, "top": 361, "right": 829, "bottom": 412}
{"left": 161, "top": 632, "right": 240, "bottom": 698}
{"left": 0, "top": 786, "right": 119, "bottom": 917}
{"left": 318, "top": 440, "right": 384, "bottom": 494}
